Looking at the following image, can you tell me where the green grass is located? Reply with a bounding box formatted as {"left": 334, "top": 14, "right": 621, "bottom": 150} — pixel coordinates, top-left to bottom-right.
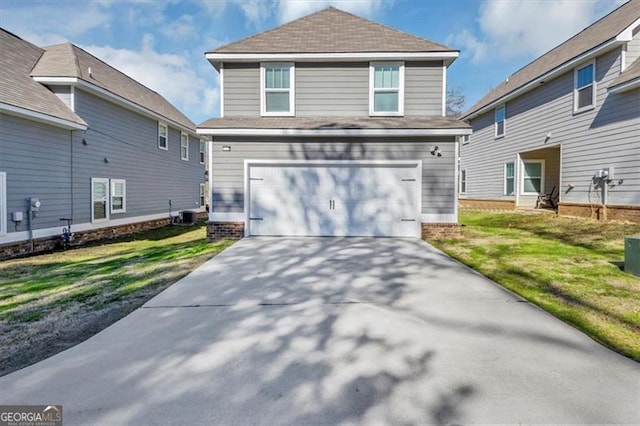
{"left": 429, "top": 210, "right": 640, "bottom": 360}
{"left": 0, "top": 224, "right": 234, "bottom": 323}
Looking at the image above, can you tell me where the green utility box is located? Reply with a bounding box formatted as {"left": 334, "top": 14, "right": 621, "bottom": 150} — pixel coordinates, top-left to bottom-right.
{"left": 625, "top": 236, "right": 640, "bottom": 277}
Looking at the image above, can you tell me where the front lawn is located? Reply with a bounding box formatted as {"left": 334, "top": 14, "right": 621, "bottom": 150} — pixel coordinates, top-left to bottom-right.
{"left": 0, "top": 224, "right": 233, "bottom": 375}
{"left": 430, "top": 210, "right": 640, "bottom": 360}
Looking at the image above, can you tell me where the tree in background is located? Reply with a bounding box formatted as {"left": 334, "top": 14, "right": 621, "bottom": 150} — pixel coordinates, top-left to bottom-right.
{"left": 446, "top": 86, "right": 465, "bottom": 117}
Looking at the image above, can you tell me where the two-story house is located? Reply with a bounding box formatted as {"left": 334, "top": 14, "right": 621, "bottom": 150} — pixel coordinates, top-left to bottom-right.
{"left": 460, "top": 0, "right": 640, "bottom": 223}
{"left": 0, "top": 29, "right": 207, "bottom": 258}
{"left": 198, "top": 7, "right": 470, "bottom": 239}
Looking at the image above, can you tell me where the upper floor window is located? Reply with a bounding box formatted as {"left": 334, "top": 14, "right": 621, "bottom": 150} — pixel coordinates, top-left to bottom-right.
{"left": 261, "top": 63, "right": 295, "bottom": 116}
{"left": 199, "top": 140, "right": 206, "bottom": 164}
{"left": 574, "top": 61, "right": 595, "bottom": 113}
{"left": 158, "top": 122, "right": 168, "bottom": 150}
{"left": 181, "top": 132, "right": 189, "bottom": 161}
{"left": 461, "top": 135, "right": 470, "bottom": 145}
{"left": 370, "top": 62, "right": 404, "bottom": 116}
{"left": 495, "top": 105, "right": 505, "bottom": 138}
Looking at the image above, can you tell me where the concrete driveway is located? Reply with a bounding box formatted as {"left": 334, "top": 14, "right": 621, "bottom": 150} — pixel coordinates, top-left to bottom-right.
{"left": 1, "top": 237, "right": 638, "bottom": 425}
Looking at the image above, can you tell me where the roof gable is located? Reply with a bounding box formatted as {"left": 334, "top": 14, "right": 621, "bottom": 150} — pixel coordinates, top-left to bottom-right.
{"left": 210, "top": 7, "right": 454, "bottom": 54}
{"left": 31, "top": 43, "right": 195, "bottom": 131}
{"left": 0, "top": 29, "right": 86, "bottom": 127}
{"left": 463, "top": 0, "right": 640, "bottom": 119}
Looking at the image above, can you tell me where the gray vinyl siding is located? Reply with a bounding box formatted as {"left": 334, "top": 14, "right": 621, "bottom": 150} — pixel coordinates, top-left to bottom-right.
{"left": 222, "top": 61, "right": 444, "bottom": 117}
{"left": 0, "top": 113, "right": 73, "bottom": 231}
{"left": 47, "top": 85, "right": 73, "bottom": 110}
{"left": 73, "top": 89, "right": 204, "bottom": 223}
{"left": 626, "top": 27, "right": 640, "bottom": 68}
{"left": 210, "top": 136, "right": 456, "bottom": 215}
{"left": 461, "top": 47, "right": 640, "bottom": 207}
{"left": 223, "top": 63, "right": 260, "bottom": 117}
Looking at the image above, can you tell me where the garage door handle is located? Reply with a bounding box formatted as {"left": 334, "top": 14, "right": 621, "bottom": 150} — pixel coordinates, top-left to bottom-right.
{"left": 249, "top": 217, "right": 263, "bottom": 221}
{"left": 401, "top": 219, "right": 416, "bottom": 222}
{"left": 401, "top": 179, "right": 416, "bottom": 181}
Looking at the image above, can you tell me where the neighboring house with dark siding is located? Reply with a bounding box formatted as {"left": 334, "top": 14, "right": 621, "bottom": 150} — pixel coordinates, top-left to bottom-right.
{"left": 0, "top": 29, "right": 206, "bottom": 257}
{"left": 198, "top": 7, "right": 470, "bottom": 239}
{"left": 460, "top": 0, "right": 640, "bottom": 222}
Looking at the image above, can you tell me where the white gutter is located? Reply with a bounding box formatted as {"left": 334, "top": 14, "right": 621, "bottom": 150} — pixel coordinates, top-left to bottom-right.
{"left": 608, "top": 77, "right": 640, "bottom": 93}
{"left": 462, "top": 38, "right": 626, "bottom": 120}
{"left": 32, "top": 77, "right": 197, "bottom": 136}
{"left": 1, "top": 102, "right": 88, "bottom": 130}
{"left": 197, "top": 127, "right": 471, "bottom": 137}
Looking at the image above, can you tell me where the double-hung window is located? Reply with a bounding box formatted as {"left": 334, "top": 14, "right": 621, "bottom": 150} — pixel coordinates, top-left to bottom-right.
{"left": 199, "top": 183, "right": 206, "bottom": 207}
{"left": 91, "top": 178, "right": 109, "bottom": 222}
{"left": 495, "top": 105, "right": 505, "bottom": 138}
{"left": 574, "top": 61, "right": 595, "bottom": 113}
{"left": 504, "top": 162, "right": 515, "bottom": 195}
{"left": 460, "top": 169, "right": 467, "bottom": 194}
{"left": 521, "top": 160, "right": 545, "bottom": 194}
{"left": 158, "top": 122, "right": 168, "bottom": 150}
{"left": 181, "top": 132, "right": 189, "bottom": 161}
{"left": 370, "top": 62, "right": 404, "bottom": 115}
{"left": 261, "top": 63, "right": 294, "bottom": 116}
{"left": 199, "top": 140, "right": 206, "bottom": 164}
{"left": 110, "top": 179, "right": 126, "bottom": 214}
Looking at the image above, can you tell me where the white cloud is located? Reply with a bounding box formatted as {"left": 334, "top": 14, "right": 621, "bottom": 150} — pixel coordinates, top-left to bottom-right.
{"left": 277, "top": 0, "right": 393, "bottom": 23}
{"left": 448, "top": 0, "right": 624, "bottom": 63}
{"left": 83, "top": 35, "right": 219, "bottom": 123}
{"left": 161, "top": 14, "right": 197, "bottom": 40}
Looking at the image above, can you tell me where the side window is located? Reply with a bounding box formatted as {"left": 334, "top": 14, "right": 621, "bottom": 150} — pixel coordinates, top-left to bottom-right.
{"left": 261, "top": 63, "right": 295, "bottom": 116}
{"left": 91, "top": 178, "right": 109, "bottom": 222}
{"left": 522, "top": 160, "right": 545, "bottom": 194}
{"left": 495, "top": 105, "right": 505, "bottom": 138}
{"left": 110, "top": 179, "right": 126, "bottom": 214}
{"left": 181, "top": 132, "right": 189, "bottom": 161}
{"left": 158, "top": 122, "right": 168, "bottom": 150}
{"left": 199, "top": 140, "right": 206, "bottom": 164}
{"left": 370, "top": 62, "right": 404, "bottom": 116}
{"left": 460, "top": 169, "right": 467, "bottom": 194}
{"left": 504, "top": 162, "right": 515, "bottom": 195}
{"left": 199, "top": 183, "right": 206, "bottom": 207}
{"left": 574, "top": 62, "right": 595, "bottom": 113}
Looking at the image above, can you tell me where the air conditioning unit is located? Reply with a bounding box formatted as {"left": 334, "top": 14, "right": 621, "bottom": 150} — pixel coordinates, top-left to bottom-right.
{"left": 181, "top": 210, "right": 197, "bottom": 224}
{"left": 625, "top": 236, "right": 640, "bottom": 277}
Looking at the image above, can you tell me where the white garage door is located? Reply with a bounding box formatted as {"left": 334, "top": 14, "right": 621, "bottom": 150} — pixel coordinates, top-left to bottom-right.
{"left": 248, "top": 163, "right": 419, "bottom": 237}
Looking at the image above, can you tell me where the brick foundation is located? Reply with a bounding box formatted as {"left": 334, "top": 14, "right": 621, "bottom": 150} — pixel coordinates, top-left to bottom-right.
{"left": 207, "top": 221, "right": 245, "bottom": 240}
{"left": 421, "top": 223, "right": 461, "bottom": 240}
{"left": 558, "top": 202, "right": 640, "bottom": 223}
{"left": 0, "top": 213, "right": 207, "bottom": 261}
{"left": 459, "top": 198, "right": 516, "bottom": 211}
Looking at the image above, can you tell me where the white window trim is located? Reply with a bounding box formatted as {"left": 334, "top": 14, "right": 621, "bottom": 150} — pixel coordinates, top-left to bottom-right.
{"left": 573, "top": 60, "right": 596, "bottom": 114}
{"left": 158, "top": 122, "right": 168, "bottom": 151}
{"left": 181, "top": 132, "right": 189, "bottom": 161}
{"left": 369, "top": 61, "right": 405, "bottom": 116}
{"left": 91, "top": 177, "right": 110, "bottom": 223}
{"left": 495, "top": 104, "right": 506, "bottom": 139}
{"left": 260, "top": 62, "right": 295, "bottom": 117}
{"left": 504, "top": 162, "right": 515, "bottom": 196}
{"left": 110, "top": 179, "right": 126, "bottom": 214}
{"left": 199, "top": 183, "right": 206, "bottom": 207}
{"left": 461, "top": 134, "right": 470, "bottom": 145}
{"left": 0, "top": 172, "right": 6, "bottom": 236}
{"left": 460, "top": 169, "right": 467, "bottom": 195}
{"left": 199, "top": 140, "right": 206, "bottom": 164}
{"left": 520, "top": 159, "right": 545, "bottom": 195}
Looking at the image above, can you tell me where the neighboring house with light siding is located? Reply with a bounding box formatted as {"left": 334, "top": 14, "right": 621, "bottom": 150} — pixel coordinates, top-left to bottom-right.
{"left": 0, "top": 29, "right": 206, "bottom": 258}
{"left": 198, "top": 7, "right": 470, "bottom": 239}
{"left": 459, "top": 0, "right": 640, "bottom": 222}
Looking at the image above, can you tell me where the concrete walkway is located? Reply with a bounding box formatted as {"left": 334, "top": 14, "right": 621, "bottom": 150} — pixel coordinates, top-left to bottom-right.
{"left": 1, "top": 237, "right": 638, "bottom": 425}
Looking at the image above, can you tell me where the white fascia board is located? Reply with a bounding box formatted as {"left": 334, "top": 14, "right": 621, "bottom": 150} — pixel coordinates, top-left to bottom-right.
{"left": 197, "top": 127, "right": 472, "bottom": 137}
{"left": 0, "top": 102, "right": 87, "bottom": 130}
{"left": 608, "top": 77, "right": 640, "bottom": 93}
{"left": 207, "top": 51, "right": 459, "bottom": 66}
{"left": 32, "top": 77, "right": 197, "bottom": 137}
{"left": 462, "top": 38, "right": 624, "bottom": 120}
{"left": 616, "top": 18, "right": 640, "bottom": 41}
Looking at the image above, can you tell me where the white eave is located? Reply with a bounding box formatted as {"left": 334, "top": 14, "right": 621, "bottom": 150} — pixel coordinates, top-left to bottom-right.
{"left": 463, "top": 18, "right": 640, "bottom": 121}
{"left": 31, "top": 76, "right": 197, "bottom": 136}
{"left": 608, "top": 77, "right": 640, "bottom": 93}
{"left": 206, "top": 51, "right": 460, "bottom": 69}
{"left": 196, "top": 127, "right": 471, "bottom": 137}
{"left": 0, "top": 102, "right": 87, "bottom": 130}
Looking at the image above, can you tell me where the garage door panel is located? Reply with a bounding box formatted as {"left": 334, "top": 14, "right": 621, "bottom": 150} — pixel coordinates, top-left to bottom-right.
{"left": 248, "top": 164, "right": 419, "bottom": 237}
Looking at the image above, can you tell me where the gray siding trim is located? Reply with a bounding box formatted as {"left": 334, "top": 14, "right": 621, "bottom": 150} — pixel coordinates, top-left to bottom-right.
{"left": 211, "top": 136, "right": 456, "bottom": 215}
{"left": 223, "top": 63, "right": 260, "bottom": 117}
{"left": 47, "top": 85, "right": 73, "bottom": 110}
{"left": 461, "top": 48, "right": 640, "bottom": 207}
{"left": 404, "top": 61, "right": 444, "bottom": 116}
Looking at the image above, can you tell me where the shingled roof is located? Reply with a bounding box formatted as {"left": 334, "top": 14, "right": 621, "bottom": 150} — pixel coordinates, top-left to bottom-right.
{"left": 0, "top": 29, "right": 86, "bottom": 127}
{"left": 609, "top": 57, "right": 640, "bottom": 90}
{"left": 209, "top": 7, "right": 455, "bottom": 54}
{"left": 462, "top": 0, "right": 640, "bottom": 119}
{"left": 31, "top": 43, "right": 195, "bottom": 131}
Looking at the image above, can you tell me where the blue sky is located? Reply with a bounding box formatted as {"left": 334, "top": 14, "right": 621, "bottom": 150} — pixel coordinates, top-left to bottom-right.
{"left": 1, "top": 0, "right": 624, "bottom": 124}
